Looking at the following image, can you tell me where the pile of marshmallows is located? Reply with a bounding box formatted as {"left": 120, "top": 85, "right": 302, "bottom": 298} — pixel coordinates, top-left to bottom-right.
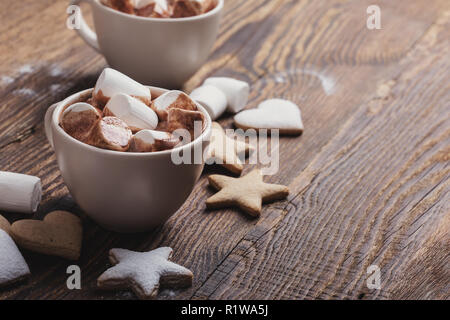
{"left": 102, "top": 0, "right": 218, "bottom": 18}
{"left": 61, "top": 68, "right": 205, "bottom": 153}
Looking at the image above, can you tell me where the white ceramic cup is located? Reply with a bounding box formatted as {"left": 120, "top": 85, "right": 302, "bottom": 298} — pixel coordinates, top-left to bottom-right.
{"left": 45, "top": 87, "right": 211, "bottom": 233}
{"left": 70, "top": 0, "right": 224, "bottom": 88}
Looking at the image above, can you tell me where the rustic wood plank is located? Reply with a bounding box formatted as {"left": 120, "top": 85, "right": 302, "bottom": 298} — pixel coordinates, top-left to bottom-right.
{"left": 0, "top": 0, "right": 448, "bottom": 300}
{"left": 192, "top": 10, "right": 450, "bottom": 299}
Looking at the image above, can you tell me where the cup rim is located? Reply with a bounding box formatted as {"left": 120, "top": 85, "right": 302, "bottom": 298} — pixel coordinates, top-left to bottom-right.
{"left": 52, "top": 86, "right": 212, "bottom": 158}
{"left": 93, "top": 0, "right": 224, "bottom": 22}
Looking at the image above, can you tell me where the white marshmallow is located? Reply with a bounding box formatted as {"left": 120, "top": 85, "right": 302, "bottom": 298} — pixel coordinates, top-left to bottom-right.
{"left": 63, "top": 102, "right": 98, "bottom": 115}
{"left": 93, "top": 68, "right": 151, "bottom": 104}
{"left": 104, "top": 93, "right": 158, "bottom": 132}
{"left": 133, "top": 0, "right": 153, "bottom": 9}
{"left": 134, "top": 129, "right": 170, "bottom": 144}
{"left": 190, "top": 85, "right": 227, "bottom": 120}
{"left": 152, "top": 90, "right": 195, "bottom": 112}
{"left": 89, "top": 117, "right": 133, "bottom": 151}
{"left": 0, "top": 229, "right": 30, "bottom": 287}
{"left": 130, "top": 130, "right": 179, "bottom": 152}
{"left": 61, "top": 103, "right": 101, "bottom": 142}
{"left": 0, "top": 171, "right": 42, "bottom": 214}
{"left": 203, "top": 77, "right": 250, "bottom": 113}
{"left": 133, "top": 0, "right": 168, "bottom": 11}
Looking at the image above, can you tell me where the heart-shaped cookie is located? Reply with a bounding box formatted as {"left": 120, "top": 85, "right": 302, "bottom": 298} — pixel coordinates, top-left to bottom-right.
{"left": 234, "top": 99, "right": 304, "bottom": 135}
{"left": 11, "top": 211, "right": 82, "bottom": 261}
{"left": 0, "top": 228, "right": 30, "bottom": 287}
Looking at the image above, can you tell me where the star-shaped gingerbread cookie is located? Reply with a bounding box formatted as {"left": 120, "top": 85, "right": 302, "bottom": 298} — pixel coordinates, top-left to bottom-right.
{"left": 206, "top": 122, "right": 254, "bottom": 175}
{"left": 97, "top": 247, "right": 193, "bottom": 300}
{"left": 206, "top": 169, "right": 289, "bottom": 217}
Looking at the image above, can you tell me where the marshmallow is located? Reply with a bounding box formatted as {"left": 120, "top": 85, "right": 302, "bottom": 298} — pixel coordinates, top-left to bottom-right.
{"left": 171, "top": 0, "right": 203, "bottom": 18}
{"left": 129, "top": 130, "right": 180, "bottom": 152}
{"left": 167, "top": 108, "right": 205, "bottom": 141}
{"left": 152, "top": 90, "right": 198, "bottom": 121}
{"left": 203, "top": 77, "right": 250, "bottom": 113}
{"left": 0, "top": 171, "right": 42, "bottom": 214}
{"left": 202, "top": 0, "right": 218, "bottom": 13}
{"left": 133, "top": 0, "right": 156, "bottom": 9}
{"left": 88, "top": 117, "right": 133, "bottom": 151}
{"left": 103, "top": 0, "right": 135, "bottom": 14}
{"left": 104, "top": 93, "right": 158, "bottom": 133}
{"left": 93, "top": 68, "right": 151, "bottom": 107}
{"left": 190, "top": 85, "right": 227, "bottom": 120}
{"left": 61, "top": 103, "right": 101, "bottom": 143}
{"left": 0, "top": 229, "right": 30, "bottom": 287}
{"left": 134, "top": 0, "right": 171, "bottom": 17}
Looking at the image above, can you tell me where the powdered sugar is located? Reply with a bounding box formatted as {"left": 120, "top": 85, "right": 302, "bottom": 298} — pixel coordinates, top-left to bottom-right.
{"left": 270, "top": 67, "right": 337, "bottom": 96}
{"left": 97, "top": 247, "right": 193, "bottom": 299}
{"left": 13, "top": 88, "right": 36, "bottom": 97}
{"left": 49, "top": 66, "right": 64, "bottom": 77}
{"left": 18, "top": 64, "right": 35, "bottom": 75}
{"left": 1, "top": 76, "right": 14, "bottom": 85}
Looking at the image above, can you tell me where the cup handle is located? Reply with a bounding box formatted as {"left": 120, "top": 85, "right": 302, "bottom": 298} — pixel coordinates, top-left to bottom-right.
{"left": 69, "top": 0, "right": 101, "bottom": 52}
{"left": 44, "top": 103, "right": 58, "bottom": 150}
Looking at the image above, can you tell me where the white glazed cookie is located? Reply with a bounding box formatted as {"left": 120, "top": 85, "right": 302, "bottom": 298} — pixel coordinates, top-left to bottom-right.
{"left": 97, "top": 247, "right": 193, "bottom": 299}
{"left": 0, "top": 229, "right": 30, "bottom": 287}
{"left": 234, "top": 99, "right": 304, "bottom": 135}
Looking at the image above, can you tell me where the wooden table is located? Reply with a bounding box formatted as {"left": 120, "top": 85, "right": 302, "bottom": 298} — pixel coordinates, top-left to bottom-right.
{"left": 0, "top": 0, "right": 448, "bottom": 300}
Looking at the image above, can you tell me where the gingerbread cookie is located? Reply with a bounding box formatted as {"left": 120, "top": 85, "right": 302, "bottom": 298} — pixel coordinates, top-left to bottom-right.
{"left": 0, "top": 214, "right": 11, "bottom": 235}
{"left": 206, "top": 169, "right": 289, "bottom": 217}
{"left": 234, "top": 99, "right": 304, "bottom": 135}
{"left": 0, "top": 229, "right": 30, "bottom": 287}
{"left": 97, "top": 247, "right": 193, "bottom": 300}
{"left": 206, "top": 122, "right": 253, "bottom": 175}
{"left": 11, "top": 211, "right": 83, "bottom": 261}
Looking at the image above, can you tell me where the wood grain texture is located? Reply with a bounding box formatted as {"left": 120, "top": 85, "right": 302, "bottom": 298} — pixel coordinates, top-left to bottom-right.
{"left": 0, "top": 0, "right": 449, "bottom": 300}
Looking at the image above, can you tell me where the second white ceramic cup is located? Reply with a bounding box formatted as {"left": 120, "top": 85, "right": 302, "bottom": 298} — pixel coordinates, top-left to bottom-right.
{"left": 70, "top": 0, "right": 223, "bottom": 88}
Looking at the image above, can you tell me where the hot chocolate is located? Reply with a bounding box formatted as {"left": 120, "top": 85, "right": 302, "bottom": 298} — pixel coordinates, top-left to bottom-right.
{"left": 101, "top": 0, "right": 218, "bottom": 18}
{"left": 60, "top": 68, "right": 205, "bottom": 153}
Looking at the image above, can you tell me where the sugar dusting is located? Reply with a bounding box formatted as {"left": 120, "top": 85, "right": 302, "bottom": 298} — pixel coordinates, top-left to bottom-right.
{"left": 301, "top": 68, "right": 336, "bottom": 95}
{"left": 271, "top": 67, "right": 337, "bottom": 96}
{"left": 13, "top": 88, "right": 36, "bottom": 96}
{"left": 1, "top": 62, "right": 68, "bottom": 97}
{"left": 50, "top": 84, "right": 62, "bottom": 92}
{"left": 274, "top": 75, "right": 285, "bottom": 84}
{"left": 18, "top": 64, "right": 35, "bottom": 75}
{"left": 1, "top": 76, "right": 14, "bottom": 85}
{"left": 49, "top": 66, "right": 64, "bottom": 77}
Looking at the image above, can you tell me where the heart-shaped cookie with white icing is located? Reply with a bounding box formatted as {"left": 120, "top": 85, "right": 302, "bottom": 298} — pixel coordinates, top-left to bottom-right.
{"left": 234, "top": 99, "right": 304, "bottom": 135}
{"left": 11, "top": 211, "right": 82, "bottom": 261}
